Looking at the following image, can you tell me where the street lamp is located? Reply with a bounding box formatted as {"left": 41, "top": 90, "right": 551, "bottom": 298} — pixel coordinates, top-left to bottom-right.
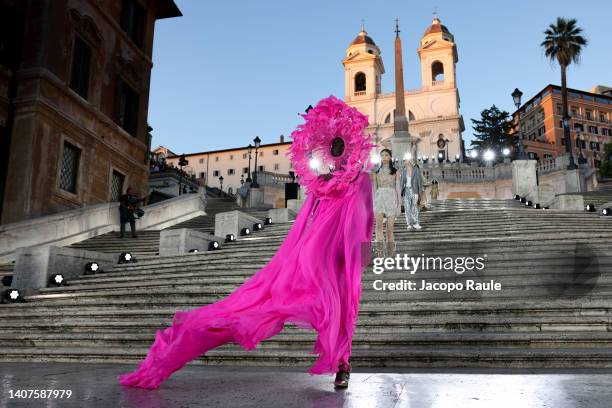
{"left": 252, "top": 136, "right": 261, "bottom": 188}
{"left": 577, "top": 128, "right": 586, "bottom": 164}
{"left": 219, "top": 175, "right": 224, "bottom": 191}
{"left": 178, "top": 154, "right": 189, "bottom": 196}
{"left": 512, "top": 88, "right": 528, "bottom": 160}
{"left": 562, "top": 115, "right": 577, "bottom": 170}
{"left": 246, "top": 144, "right": 253, "bottom": 183}
{"left": 445, "top": 138, "right": 450, "bottom": 163}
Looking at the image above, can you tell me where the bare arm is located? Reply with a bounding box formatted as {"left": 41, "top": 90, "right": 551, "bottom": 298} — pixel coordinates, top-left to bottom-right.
{"left": 370, "top": 171, "right": 377, "bottom": 196}
{"left": 395, "top": 171, "right": 401, "bottom": 205}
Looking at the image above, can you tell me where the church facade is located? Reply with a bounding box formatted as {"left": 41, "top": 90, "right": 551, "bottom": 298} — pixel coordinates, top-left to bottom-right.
{"left": 343, "top": 17, "right": 465, "bottom": 162}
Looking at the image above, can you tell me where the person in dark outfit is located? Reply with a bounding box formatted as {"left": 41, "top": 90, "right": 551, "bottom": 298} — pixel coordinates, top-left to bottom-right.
{"left": 119, "top": 187, "right": 145, "bottom": 238}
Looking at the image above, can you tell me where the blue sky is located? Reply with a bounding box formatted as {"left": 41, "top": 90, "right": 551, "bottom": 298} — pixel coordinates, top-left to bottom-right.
{"left": 148, "top": 0, "right": 611, "bottom": 153}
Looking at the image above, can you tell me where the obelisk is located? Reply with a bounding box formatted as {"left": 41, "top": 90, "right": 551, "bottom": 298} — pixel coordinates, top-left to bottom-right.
{"left": 390, "top": 19, "right": 415, "bottom": 162}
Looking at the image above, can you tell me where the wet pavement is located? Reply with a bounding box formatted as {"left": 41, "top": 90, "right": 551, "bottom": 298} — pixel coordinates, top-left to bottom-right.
{"left": 1, "top": 363, "right": 612, "bottom": 407}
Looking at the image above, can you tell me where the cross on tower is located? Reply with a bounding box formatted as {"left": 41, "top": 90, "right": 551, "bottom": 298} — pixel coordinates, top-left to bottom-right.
{"left": 395, "top": 18, "right": 400, "bottom": 37}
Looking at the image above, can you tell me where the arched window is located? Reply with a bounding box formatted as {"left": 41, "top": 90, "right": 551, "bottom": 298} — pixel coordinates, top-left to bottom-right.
{"left": 354, "top": 72, "right": 366, "bottom": 93}
{"left": 384, "top": 113, "right": 391, "bottom": 124}
{"left": 432, "top": 61, "right": 444, "bottom": 82}
{"left": 409, "top": 111, "right": 415, "bottom": 121}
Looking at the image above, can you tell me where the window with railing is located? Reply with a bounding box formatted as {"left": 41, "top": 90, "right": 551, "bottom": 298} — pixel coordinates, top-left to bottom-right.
{"left": 110, "top": 170, "right": 125, "bottom": 202}
{"left": 59, "top": 142, "right": 81, "bottom": 194}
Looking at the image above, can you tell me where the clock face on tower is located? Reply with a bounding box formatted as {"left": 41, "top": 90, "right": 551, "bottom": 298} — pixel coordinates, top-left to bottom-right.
{"left": 430, "top": 97, "right": 446, "bottom": 115}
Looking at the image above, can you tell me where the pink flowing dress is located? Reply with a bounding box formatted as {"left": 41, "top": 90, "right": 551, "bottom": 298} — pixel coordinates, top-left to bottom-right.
{"left": 118, "top": 171, "right": 374, "bottom": 389}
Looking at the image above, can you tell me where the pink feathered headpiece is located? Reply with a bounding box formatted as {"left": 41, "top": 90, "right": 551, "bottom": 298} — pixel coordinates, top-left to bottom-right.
{"left": 287, "top": 95, "right": 375, "bottom": 198}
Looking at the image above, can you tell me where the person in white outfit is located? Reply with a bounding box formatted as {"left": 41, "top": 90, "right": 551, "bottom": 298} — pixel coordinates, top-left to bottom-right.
{"left": 399, "top": 159, "right": 424, "bottom": 230}
{"left": 371, "top": 149, "right": 401, "bottom": 246}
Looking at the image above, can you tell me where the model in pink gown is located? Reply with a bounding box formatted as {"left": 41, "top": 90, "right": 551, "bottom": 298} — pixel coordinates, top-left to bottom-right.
{"left": 118, "top": 96, "right": 374, "bottom": 389}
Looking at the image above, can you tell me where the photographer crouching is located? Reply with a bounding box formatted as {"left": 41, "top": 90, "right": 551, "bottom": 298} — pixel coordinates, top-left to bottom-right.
{"left": 118, "top": 187, "right": 146, "bottom": 238}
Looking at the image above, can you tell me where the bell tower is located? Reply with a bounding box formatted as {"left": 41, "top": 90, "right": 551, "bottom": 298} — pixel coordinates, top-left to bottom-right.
{"left": 342, "top": 24, "right": 385, "bottom": 102}
{"left": 417, "top": 15, "right": 458, "bottom": 90}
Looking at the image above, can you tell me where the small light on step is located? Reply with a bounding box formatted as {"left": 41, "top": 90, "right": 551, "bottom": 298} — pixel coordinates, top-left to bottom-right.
{"left": 118, "top": 252, "right": 136, "bottom": 264}
{"left": 49, "top": 274, "right": 65, "bottom": 287}
{"left": 85, "top": 262, "right": 100, "bottom": 275}
{"left": 2, "top": 288, "right": 22, "bottom": 303}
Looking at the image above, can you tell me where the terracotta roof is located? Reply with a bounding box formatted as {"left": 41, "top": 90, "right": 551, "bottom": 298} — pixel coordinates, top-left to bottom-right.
{"left": 350, "top": 30, "right": 376, "bottom": 46}
{"left": 423, "top": 17, "right": 451, "bottom": 37}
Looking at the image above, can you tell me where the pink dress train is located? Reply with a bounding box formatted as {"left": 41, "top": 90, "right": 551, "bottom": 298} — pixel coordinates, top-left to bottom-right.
{"left": 118, "top": 171, "right": 374, "bottom": 389}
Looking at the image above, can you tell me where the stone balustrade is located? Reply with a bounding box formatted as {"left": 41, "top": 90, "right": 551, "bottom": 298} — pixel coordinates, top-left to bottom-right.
{"left": 0, "top": 190, "right": 207, "bottom": 263}
{"left": 420, "top": 162, "right": 512, "bottom": 183}
{"left": 253, "top": 171, "right": 294, "bottom": 186}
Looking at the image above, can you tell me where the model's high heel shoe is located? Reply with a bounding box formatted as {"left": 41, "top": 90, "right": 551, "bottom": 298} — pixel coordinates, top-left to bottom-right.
{"left": 334, "top": 362, "right": 351, "bottom": 388}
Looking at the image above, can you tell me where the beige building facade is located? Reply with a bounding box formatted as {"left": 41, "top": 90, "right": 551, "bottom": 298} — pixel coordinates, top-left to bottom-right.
{"left": 343, "top": 17, "right": 465, "bottom": 162}
{"left": 161, "top": 135, "right": 292, "bottom": 195}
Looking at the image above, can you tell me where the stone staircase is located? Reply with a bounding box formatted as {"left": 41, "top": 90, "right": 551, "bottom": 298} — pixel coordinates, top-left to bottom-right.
{"left": 580, "top": 179, "right": 612, "bottom": 209}
{"left": 67, "top": 197, "right": 270, "bottom": 257}
{"left": 2, "top": 199, "right": 612, "bottom": 368}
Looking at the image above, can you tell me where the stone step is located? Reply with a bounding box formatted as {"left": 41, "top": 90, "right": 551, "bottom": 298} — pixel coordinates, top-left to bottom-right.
{"left": 83, "top": 255, "right": 611, "bottom": 280}
{"left": 0, "top": 315, "right": 609, "bottom": 333}
{"left": 99, "top": 238, "right": 610, "bottom": 265}
{"left": 2, "top": 331, "right": 612, "bottom": 350}
{"left": 2, "top": 298, "right": 609, "bottom": 316}
{"left": 20, "top": 285, "right": 612, "bottom": 304}
{"left": 1, "top": 346, "right": 612, "bottom": 368}
{"left": 62, "top": 267, "right": 612, "bottom": 289}
{"left": 41, "top": 269, "right": 612, "bottom": 294}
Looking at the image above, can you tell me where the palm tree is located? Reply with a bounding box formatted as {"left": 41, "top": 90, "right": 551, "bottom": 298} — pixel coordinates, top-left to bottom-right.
{"left": 541, "top": 17, "right": 587, "bottom": 169}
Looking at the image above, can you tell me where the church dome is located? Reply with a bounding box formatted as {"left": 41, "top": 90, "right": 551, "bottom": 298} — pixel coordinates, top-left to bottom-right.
{"left": 350, "top": 29, "right": 376, "bottom": 47}
{"left": 423, "top": 16, "right": 452, "bottom": 38}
